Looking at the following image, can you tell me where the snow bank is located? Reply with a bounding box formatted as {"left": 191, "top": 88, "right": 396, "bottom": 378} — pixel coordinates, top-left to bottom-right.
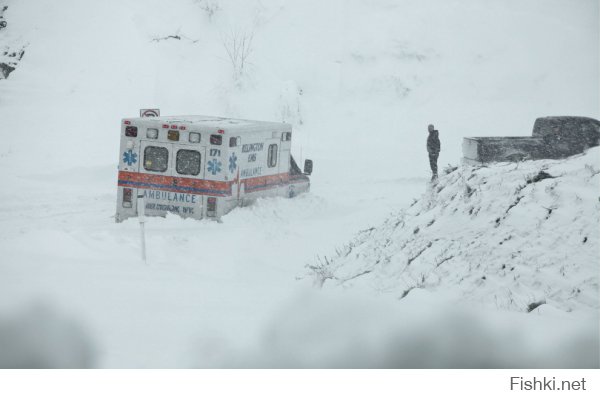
{"left": 309, "top": 148, "right": 600, "bottom": 314}
{"left": 202, "top": 151, "right": 599, "bottom": 368}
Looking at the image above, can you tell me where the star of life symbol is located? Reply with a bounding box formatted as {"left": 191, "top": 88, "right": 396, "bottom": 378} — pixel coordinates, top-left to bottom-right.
{"left": 229, "top": 153, "right": 238, "bottom": 173}
{"left": 123, "top": 149, "right": 137, "bottom": 166}
{"left": 208, "top": 158, "right": 222, "bottom": 175}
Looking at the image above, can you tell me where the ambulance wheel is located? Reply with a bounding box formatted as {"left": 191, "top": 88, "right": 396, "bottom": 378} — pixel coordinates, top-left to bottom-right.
{"left": 288, "top": 185, "right": 296, "bottom": 198}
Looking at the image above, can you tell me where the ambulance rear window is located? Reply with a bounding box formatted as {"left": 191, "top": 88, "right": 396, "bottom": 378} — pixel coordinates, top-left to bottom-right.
{"left": 176, "top": 150, "right": 201, "bottom": 176}
{"left": 144, "top": 146, "right": 169, "bottom": 172}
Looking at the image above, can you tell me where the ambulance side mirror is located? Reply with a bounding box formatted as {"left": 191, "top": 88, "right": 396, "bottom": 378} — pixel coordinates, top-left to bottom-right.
{"left": 304, "top": 159, "right": 313, "bottom": 175}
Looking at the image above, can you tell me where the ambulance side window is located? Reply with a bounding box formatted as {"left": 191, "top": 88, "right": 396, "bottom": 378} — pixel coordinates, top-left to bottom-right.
{"left": 267, "top": 144, "right": 278, "bottom": 168}
{"left": 229, "top": 136, "right": 241, "bottom": 147}
{"left": 176, "top": 150, "right": 201, "bottom": 176}
{"left": 144, "top": 146, "right": 169, "bottom": 172}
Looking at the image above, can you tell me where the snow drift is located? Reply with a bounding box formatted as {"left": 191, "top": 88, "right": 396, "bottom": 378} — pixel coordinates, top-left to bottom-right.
{"left": 308, "top": 148, "right": 600, "bottom": 314}
{"left": 193, "top": 150, "right": 600, "bottom": 369}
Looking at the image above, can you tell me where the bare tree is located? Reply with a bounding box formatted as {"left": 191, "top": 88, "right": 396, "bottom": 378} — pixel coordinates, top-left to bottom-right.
{"left": 221, "top": 28, "right": 254, "bottom": 86}
{"left": 195, "top": 0, "right": 220, "bottom": 21}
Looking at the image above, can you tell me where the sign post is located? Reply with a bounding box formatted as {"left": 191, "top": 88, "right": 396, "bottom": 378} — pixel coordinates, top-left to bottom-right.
{"left": 137, "top": 193, "right": 147, "bottom": 263}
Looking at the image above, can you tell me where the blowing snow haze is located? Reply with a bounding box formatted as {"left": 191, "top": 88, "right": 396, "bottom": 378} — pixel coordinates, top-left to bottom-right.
{"left": 0, "top": 0, "right": 598, "bottom": 368}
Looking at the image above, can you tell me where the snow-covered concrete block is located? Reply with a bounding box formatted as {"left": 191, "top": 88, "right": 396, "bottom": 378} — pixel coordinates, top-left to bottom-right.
{"left": 462, "top": 116, "right": 600, "bottom": 163}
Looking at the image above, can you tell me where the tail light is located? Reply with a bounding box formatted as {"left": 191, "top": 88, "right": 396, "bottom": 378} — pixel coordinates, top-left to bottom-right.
{"left": 125, "top": 126, "right": 138, "bottom": 137}
{"left": 123, "top": 188, "right": 133, "bottom": 208}
{"left": 207, "top": 197, "right": 217, "bottom": 217}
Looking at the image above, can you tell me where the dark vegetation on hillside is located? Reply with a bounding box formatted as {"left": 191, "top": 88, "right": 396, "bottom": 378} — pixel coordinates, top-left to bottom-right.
{"left": 0, "top": 5, "right": 26, "bottom": 79}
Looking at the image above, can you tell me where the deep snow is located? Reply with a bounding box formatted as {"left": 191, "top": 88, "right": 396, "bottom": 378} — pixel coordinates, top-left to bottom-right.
{"left": 310, "top": 149, "right": 600, "bottom": 314}
{"left": 0, "top": 0, "right": 598, "bottom": 368}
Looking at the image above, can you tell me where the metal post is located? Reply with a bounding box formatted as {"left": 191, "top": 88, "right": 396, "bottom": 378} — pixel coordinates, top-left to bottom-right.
{"left": 137, "top": 193, "right": 147, "bottom": 263}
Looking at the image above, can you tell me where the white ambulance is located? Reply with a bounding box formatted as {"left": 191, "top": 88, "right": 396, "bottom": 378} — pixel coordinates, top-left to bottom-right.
{"left": 116, "top": 115, "right": 312, "bottom": 222}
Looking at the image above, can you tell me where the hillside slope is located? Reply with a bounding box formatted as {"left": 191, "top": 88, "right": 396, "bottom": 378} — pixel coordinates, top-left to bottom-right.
{"left": 309, "top": 148, "right": 600, "bottom": 314}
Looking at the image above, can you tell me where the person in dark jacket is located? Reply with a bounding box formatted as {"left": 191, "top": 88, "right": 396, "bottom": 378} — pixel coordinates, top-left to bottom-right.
{"left": 427, "top": 124, "right": 440, "bottom": 180}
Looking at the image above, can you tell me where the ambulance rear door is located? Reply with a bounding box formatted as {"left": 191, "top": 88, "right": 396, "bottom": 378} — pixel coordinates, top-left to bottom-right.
{"left": 139, "top": 140, "right": 174, "bottom": 217}
{"left": 171, "top": 143, "right": 207, "bottom": 219}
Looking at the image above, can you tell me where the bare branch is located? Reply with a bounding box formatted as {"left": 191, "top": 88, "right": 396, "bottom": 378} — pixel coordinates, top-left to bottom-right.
{"left": 221, "top": 27, "right": 255, "bottom": 85}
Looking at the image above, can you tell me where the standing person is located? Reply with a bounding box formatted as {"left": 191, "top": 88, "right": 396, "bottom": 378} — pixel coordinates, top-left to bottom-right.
{"left": 427, "top": 124, "right": 440, "bottom": 180}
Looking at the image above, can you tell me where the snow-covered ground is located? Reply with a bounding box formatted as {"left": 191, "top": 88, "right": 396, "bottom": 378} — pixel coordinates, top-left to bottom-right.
{"left": 312, "top": 149, "right": 599, "bottom": 313}
{"left": 0, "top": 0, "right": 598, "bottom": 368}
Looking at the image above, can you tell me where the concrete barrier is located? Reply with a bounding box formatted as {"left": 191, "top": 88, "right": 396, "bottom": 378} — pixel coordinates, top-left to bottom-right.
{"left": 463, "top": 116, "right": 600, "bottom": 164}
